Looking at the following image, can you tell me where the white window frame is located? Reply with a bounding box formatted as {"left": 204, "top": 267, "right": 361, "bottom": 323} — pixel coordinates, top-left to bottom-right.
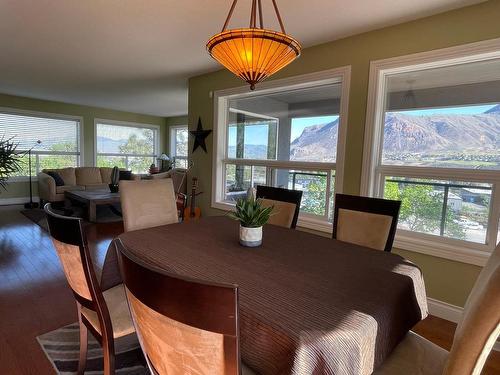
{"left": 169, "top": 125, "right": 189, "bottom": 168}
{"left": 361, "top": 38, "right": 500, "bottom": 266}
{"left": 94, "top": 118, "right": 160, "bottom": 172}
{"left": 1, "top": 107, "right": 83, "bottom": 182}
{"left": 212, "top": 67, "right": 351, "bottom": 233}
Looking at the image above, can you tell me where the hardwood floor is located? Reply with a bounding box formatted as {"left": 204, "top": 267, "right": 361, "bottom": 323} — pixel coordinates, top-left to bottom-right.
{"left": 0, "top": 205, "right": 498, "bottom": 374}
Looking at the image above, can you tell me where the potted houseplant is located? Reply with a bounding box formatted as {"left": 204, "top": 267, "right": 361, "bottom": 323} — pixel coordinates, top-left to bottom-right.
{"left": 0, "top": 136, "right": 23, "bottom": 192}
{"left": 228, "top": 196, "right": 273, "bottom": 247}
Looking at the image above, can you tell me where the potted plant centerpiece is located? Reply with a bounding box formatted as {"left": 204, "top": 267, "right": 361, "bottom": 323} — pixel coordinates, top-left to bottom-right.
{"left": 229, "top": 196, "right": 273, "bottom": 247}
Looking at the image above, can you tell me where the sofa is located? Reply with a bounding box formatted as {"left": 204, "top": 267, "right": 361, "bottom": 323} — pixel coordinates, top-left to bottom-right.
{"left": 38, "top": 167, "right": 139, "bottom": 204}
{"left": 149, "top": 168, "right": 188, "bottom": 195}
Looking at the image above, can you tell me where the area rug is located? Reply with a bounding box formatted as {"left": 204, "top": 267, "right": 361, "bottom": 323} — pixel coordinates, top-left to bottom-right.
{"left": 22, "top": 204, "right": 122, "bottom": 232}
{"left": 37, "top": 323, "right": 148, "bottom": 374}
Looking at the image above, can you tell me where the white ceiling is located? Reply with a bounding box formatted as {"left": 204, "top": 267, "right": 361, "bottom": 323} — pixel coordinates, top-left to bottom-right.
{"left": 0, "top": 0, "right": 484, "bottom": 117}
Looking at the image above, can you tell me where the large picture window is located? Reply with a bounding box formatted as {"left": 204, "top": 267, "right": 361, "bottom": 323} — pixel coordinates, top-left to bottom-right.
{"left": 170, "top": 125, "right": 188, "bottom": 168}
{"left": 0, "top": 109, "right": 81, "bottom": 177}
{"left": 95, "top": 120, "right": 159, "bottom": 174}
{"left": 213, "top": 68, "right": 350, "bottom": 230}
{"left": 363, "top": 40, "right": 500, "bottom": 262}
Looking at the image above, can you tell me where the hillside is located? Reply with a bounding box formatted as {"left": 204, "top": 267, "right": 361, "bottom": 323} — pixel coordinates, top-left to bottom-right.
{"left": 290, "top": 119, "right": 339, "bottom": 162}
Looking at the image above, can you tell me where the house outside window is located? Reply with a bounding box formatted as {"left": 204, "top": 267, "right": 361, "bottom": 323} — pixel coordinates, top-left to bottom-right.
{"left": 95, "top": 119, "right": 159, "bottom": 174}
{"left": 212, "top": 68, "right": 350, "bottom": 232}
{"left": 362, "top": 40, "right": 500, "bottom": 265}
{"left": 170, "top": 125, "right": 188, "bottom": 168}
{"left": 0, "top": 109, "right": 82, "bottom": 178}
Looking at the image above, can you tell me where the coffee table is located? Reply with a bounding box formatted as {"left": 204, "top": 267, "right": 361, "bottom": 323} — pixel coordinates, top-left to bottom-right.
{"left": 64, "top": 189, "right": 121, "bottom": 223}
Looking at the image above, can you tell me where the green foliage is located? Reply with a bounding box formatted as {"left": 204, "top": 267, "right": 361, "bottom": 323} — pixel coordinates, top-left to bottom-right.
{"left": 118, "top": 130, "right": 154, "bottom": 173}
{"left": 384, "top": 181, "right": 465, "bottom": 240}
{"left": 228, "top": 196, "right": 274, "bottom": 228}
{"left": 0, "top": 136, "right": 24, "bottom": 191}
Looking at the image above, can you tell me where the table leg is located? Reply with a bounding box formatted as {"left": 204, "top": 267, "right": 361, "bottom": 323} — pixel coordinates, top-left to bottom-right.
{"left": 89, "top": 202, "right": 97, "bottom": 223}
{"left": 64, "top": 197, "right": 74, "bottom": 216}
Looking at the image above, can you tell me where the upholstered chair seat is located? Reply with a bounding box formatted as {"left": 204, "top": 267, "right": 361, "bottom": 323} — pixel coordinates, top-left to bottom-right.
{"left": 373, "top": 331, "right": 448, "bottom": 374}
{"left": 374, "top": 243, "right": 500, "bottom": 374}
{"left": 260, "top": 198, "right": 297, "bottom": 229}
{"left": 80, "top": 284, "right": 135, "bottom": 338}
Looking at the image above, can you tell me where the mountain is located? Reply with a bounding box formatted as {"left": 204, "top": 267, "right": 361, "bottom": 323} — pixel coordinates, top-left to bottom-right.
{"left": 290, "top": 119, "right": 339, "bottom": 162}
{"left": 382, "top": 112, "right": 500, "bottom": 153}
{"left": 96, "top": 136, "right": 125, "bottom": 153}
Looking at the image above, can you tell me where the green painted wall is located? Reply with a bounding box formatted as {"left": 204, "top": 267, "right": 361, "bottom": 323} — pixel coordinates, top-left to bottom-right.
{"left": 165, "top": 115, "right": 188, "bottom": 156}
{"left": 0, "top": 93, "right": 167, "bottom": 199}
{"left": 187, "top": 1, "right": 500, "bottom": 307}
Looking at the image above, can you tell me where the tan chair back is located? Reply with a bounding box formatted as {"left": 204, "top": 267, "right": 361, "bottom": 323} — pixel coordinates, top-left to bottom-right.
{"left": 333, "top": 194, "right": 401, "bottom": 252}
{"left": 120, "top": 179, "right": 178, "bottom": 232}
{"left": 337, "top": 209, "right": 393, "bottom": 251}
{"left": 115, "top": 239, "right": 240, "bottom": 375}
{"left": 443, "top": 244, "right": 500, "bottom": 375}
{"left": 261, "top": 198, "right": 296, "bottom": 229}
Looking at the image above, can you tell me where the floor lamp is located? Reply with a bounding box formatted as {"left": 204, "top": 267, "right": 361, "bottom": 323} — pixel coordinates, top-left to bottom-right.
{"left": 24, "top": 140, "right": 41, "bottom": 209}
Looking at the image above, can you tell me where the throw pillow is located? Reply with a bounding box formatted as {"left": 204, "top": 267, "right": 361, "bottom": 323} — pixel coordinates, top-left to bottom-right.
{"left": 119, "top": 170, "right": 133, "bottom": 181}
{"left": 47, "top": 171, "right": 64, "bottom": 186}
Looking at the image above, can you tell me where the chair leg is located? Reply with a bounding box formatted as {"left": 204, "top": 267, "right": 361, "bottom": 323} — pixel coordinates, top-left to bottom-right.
{"left": 77, "top": 312, "right": 88, "bottom": 375}
{"left": 102, "top": 334, "right": 115, "bottom": 375}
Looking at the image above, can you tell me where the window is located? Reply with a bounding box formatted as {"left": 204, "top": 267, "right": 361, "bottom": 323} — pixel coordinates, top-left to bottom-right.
{"left": 170, "top": 125, "right": 188, "bottom": 168}
{"left": 213, "top": 68, "right": 350, "bottom": 231}
{"left": 95, "top": 120, "right": 159, "bottom": 174}
{"left": 0, "top": 109, "right": 81, "bottom": 177}
{"left": 363, "top": 40, "right": 500, "bottom": 263}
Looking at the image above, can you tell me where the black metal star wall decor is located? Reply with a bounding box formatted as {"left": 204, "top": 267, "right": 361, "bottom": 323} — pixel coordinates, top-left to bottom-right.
{"left": 190, "top": 117, "right": 212, "bottom": 153}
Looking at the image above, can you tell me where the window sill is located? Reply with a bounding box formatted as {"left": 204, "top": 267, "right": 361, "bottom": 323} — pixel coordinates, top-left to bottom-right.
{"left": 212, "top": 200, "right": 334, "bottom": 233}
{"left": 393, "top": 231, "right": 490, "bottom": 267}
{"left": 7, "top": 177, "right": 38, "bottom": 183}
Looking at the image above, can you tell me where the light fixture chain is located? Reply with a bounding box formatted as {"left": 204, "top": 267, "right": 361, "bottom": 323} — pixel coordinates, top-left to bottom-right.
{"left": 271, "top": 0, "right": 286, "bottom": 34}
{"left": 222, "top": 0, "right": 239, "bottom": 32}
{"left": 250, "top": 0, "right": 257, "bottom": 28}
{"left": 258, "top": 0, "right": 264, "bottom": 28}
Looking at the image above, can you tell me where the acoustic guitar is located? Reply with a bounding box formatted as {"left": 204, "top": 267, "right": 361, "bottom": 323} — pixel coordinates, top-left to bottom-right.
{"left": 183, "top": 177, "right": 202, "bottom": 222}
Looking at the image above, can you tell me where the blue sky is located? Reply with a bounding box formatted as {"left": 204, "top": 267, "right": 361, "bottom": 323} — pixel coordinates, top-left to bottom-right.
{"left": 393, "top": 104, "right": 497, "bottom": 116}
{"left": 228, "top": 115, "right": 338, "bottom": 146}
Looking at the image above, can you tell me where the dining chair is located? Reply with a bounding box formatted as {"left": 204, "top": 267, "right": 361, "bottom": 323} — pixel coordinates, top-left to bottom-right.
{"left": 120, "top": 178, "right": 179, "bottom": 232}
{"left": 114, "top": 238, "right": 255, "bottom": 375}
{"left": 256, "top": 185, "right": 303, "bottom": 229}
{"left": 44, "top": 203, "right": 136, "bottom": 375}
{"left": 332, "top": 193, "right": 401, "bottom": 252}
{"left": 374, "top": 242, "right": 500, "bottom": 374}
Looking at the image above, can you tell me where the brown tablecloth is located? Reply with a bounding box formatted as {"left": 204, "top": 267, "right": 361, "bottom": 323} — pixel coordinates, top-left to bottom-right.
{"left": 101, "top": 216, "right": 427, "bottom": 375}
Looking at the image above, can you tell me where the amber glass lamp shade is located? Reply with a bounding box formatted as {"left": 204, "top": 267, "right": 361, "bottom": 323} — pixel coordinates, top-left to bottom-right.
{"left": 207, "top": 28, "right": 301, "bottom": 90}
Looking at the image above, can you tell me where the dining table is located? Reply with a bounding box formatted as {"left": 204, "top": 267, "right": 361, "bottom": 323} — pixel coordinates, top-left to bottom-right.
{"left": 99, "top": 216, "right": 428, "bottom": 375}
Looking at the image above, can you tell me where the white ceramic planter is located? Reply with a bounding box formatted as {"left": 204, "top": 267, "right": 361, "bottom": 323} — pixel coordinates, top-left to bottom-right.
{"left": 239, "top": 225, "right": 262, "bottom": 247}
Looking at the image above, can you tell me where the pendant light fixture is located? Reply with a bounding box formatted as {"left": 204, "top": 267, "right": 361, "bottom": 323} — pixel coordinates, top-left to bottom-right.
{"left": 206, "top": 0, "right": 301, "bottom": 90}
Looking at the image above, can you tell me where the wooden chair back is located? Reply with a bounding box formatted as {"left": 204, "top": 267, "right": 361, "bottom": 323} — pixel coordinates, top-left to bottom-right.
{"left": 120, "top": 179, "right": 179, "bottom": 232}
{"left": 115, "top": 239, "right": 241, "bottom": 375}
{"left": 443, "top": 243, "right": 500, "bottom": 375}
{"left": 256, "top": 185, "right": 303, "bottom": 229}
{"left": 44, "top": 203, "right": 111, "bottom": 324}
{"left": 332, "top": 194, "right": 401, "bottom": 252}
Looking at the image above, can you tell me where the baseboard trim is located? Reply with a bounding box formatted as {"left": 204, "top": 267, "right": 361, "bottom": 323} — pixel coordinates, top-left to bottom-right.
{"left": 0, "top": 196, "right": 40, "bottom": 206}
{"left": 428, "top": 297, "right": 500, "bottom": 352}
